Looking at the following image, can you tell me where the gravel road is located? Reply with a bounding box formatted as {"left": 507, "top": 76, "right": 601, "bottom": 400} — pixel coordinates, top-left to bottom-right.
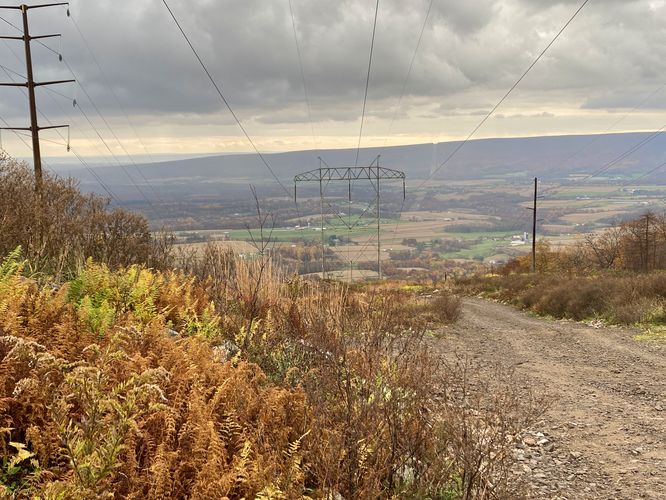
{"left": 441, "top": 297, "right": 666, "bottom": 499}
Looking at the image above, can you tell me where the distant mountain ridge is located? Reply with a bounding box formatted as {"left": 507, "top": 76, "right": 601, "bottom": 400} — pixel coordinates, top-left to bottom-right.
{"left": 61, "top": 132, "right": 666, "bottom": 200}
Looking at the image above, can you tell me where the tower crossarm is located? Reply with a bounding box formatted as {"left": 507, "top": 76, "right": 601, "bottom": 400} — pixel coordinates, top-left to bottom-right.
{"left": 294, "top": 166, "right": 405, "bottom": 183}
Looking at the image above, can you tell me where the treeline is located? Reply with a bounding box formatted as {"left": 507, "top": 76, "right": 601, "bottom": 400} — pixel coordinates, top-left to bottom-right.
{"left": 502, "top": 211, "right": 666, "bottom": 274}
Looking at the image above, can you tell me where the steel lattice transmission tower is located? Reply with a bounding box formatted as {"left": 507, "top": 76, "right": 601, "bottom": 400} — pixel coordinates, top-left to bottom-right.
{"left": 294, "top": 156, "right": 405, "bottom": 281}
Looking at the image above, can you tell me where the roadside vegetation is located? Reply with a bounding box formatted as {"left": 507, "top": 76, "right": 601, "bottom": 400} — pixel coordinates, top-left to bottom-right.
{"left": 0, "top": 154, "right": 542, "bottom": 498}
{"left": 459, "top": 212, "right": 666, "bottom": 327}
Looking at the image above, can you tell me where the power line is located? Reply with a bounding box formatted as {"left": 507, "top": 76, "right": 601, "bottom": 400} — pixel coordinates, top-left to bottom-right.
{"left": 73, "top": 95, "right": 156, "bottom": 208}
{"left": 38, "top": 83, "right": 132, "bottom": 197}
{"left": 627, "top": 162, "right": 666, "bottom": 186}
{"left": 379, "top": 0, "right": 433, "bottom": 259}
{"left": 354, "top": 0, "right": 380, "bottom": 167}
{"left": 38, "top": 82, "right": 130, "bottom": 176}
{"left": 0, "top": 14, "right": 58, "bottom": 55}
{"left": 577, "top": 157, "right": 666, "bottom": 208}
{"left": 577, "top": 127, "right": 664, "bottom": 182}
{"left": 287, "top": 0, "right": 318, "bottom": 153}
{"left": 0, "top": 42, "right": 119, "bottom": 198}
{"left": 415, "top": 0, "right": 590, "bottom": 191}
{"left": 0, "top": 62, "right": 23, "bottom": 79}
{"left": 66, "top": 10, "right": 164, "bottom": 202}
{"left": 66, "top": 65, "right": 161, "bottom": 206}
{"left": 0, "top": 12, "right": 157, "bottom": 209}
{"left": 161, "top": 0, "right": 292, "bottom": 199}
{"left": 536, "top": 85, "right": 666, "bottom": 202}
{"left": 553, "top": 83, "right": 666, "bottom": 176}
{"left": 383, "top": 0, "right": 434, "bottom": 146}
{"left": 343, "top": 0, "right": 383, "bottom": 268}
{"left": 0, "top": 59, "right": 121, "bottom": 204}
{"left": 0, "top": 113, "right": 55, "bottom": 172}
{"left": 389, "top": 196, "right": 406, "bottom": 247}
{"left": 0, "top": 3, "right": 74, "bottom": 196}
{"left": 33, "top": 106, "right": 122, "bottom": 204}
{"left": 614, "top": 158, "right": 666, "bottom": 191}
{"left": 0, "top": 107, "right": 120, "bottom": 204}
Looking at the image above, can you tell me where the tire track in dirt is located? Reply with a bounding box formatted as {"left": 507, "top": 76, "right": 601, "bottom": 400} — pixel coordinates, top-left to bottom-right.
{"left": 439, "top": 297, "right": 666, "bottom": 499}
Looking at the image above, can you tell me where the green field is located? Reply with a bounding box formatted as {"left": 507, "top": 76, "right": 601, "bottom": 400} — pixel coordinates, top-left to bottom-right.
{"left": 442, "top": 231, "right": 517, "bottom": 240}
{"left": 441, "top": 240, "right": 511, "bottom": 260}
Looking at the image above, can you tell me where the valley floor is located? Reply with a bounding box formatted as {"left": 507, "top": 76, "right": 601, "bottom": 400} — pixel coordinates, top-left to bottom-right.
{"left": 440, "top": 298, "right": 666, "bottom": 499}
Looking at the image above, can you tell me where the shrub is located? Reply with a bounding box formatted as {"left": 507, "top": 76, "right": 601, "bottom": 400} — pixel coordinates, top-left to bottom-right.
{"left": 431, "top": 293, "right": 463, "bottom": 323}
{"left": 460, "top": 270, "right": 666, "bottom": 326}
{"left": 0, "top": 152, "right": 173, "bottom": 278}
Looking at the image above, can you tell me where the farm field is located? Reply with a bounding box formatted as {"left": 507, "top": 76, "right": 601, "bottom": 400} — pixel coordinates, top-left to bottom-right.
{"left": 302, "top": 269, "right": 380, "bottom": 282}
{"left": 168, "top": 176, "right": 666, "bottom": 277}
{"left": 173, "top": 240, "right": 258, "bottom": 255}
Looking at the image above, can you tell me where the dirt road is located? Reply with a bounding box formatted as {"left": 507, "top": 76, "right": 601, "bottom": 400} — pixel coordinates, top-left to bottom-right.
{"left": 442, "top": 298, "right": 666, "bottom": 499}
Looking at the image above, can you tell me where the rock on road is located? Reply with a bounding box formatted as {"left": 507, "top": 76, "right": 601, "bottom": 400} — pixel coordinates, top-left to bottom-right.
{"left": 442, "top": 297, "right": 666, "bottom": 499}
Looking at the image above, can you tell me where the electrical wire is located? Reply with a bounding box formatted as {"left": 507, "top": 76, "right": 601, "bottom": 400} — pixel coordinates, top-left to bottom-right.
{"left": 364, "top": 0, "right": 432, "bottom": 268}
{"left": 59, "top": 61, "right": 158, "bottom": 209}
{"left": 66, "top": 10, "right": 164, "bottom": 202}
{"left": 0, "top": 114, "right": 56, "bottom": 173}
{"left": 383, "top": 0, "right": 434, "bottom": 147}
{"left": 617, "top": 159, "right": 666, "bottom": 190}
{"left": 354, "top": 0, "right": 380, "bottom": 167}
{"left": 415, "top": 0, "right": 590, "bottom": 191}
{"left": 388, "top": 196, "right": 406, "bottom": 248}
{"left": 287, "top": 0, "right": 318, "bottom": 153}
{"left": 0, "top": 56, "right": 121, "bottom": 203}
{"left": 577, "top": 126, "right": 665, "bottom": 182}
{"left": 554, "top": 83, "right": 666, "bottom": 177}
{"left": 0, "top": 13, "right": 156, "bottom": 209}
{"left": 161, "top": 0, "right": 292, "bottom": 199}
{"left": 0, "top": 63, "right": 23, "bottom": 79}
{"left": 0, "top": 108, "right": 120, "bottom": 206}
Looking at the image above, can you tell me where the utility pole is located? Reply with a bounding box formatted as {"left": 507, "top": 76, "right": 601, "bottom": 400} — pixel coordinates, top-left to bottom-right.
{"left": 531, "top": 177, "right": 537, "bottom": 273}
{"left": 376, "top": 158, "right": 381, "bottom": 280}
{"left": 0, "top": 3, "right": 74, "bottom": 196}
{"left": 319, "top": 158, "right": 326, "bottom": 279}
{"left": 644, "top": 213, "right": 650, "bottom": 273}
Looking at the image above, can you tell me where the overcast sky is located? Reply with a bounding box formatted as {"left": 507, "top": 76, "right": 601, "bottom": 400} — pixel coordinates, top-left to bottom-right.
{"left": 0, "top": 0, "right": 664, "bottom": 159}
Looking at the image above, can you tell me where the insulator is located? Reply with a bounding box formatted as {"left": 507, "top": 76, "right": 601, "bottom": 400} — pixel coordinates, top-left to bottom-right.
{"left": 72, "top": 98, "right": 77, "bottom": 108}
{"left": 66, "top": 8, "right": 70, "bottom": 17}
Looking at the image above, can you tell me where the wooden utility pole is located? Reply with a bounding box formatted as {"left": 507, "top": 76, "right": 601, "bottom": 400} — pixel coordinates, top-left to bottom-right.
{"left": 0, "top": 3, "right": 73, "bottom": 195}
{"left": 531, "top": 177, "right": 537, "bottom": 273}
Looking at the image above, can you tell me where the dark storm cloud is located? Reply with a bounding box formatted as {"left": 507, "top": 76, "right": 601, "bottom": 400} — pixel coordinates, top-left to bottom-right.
{"left": 0, "top": 0, "right": 664, "bottom": 132}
